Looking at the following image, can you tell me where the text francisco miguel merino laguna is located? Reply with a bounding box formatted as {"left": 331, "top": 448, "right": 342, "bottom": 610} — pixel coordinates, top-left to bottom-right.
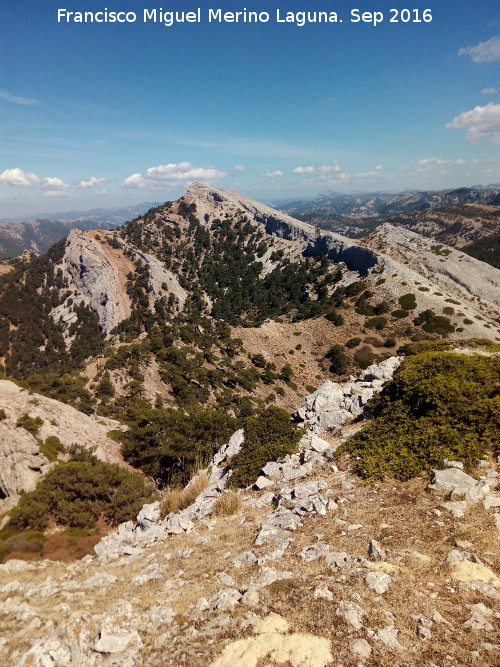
{"left": 56, "top": 7, "right": 416, "bottom": 27}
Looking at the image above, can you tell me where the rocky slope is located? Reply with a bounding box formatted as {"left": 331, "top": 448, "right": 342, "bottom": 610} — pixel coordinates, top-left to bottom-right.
{"left": 362, "top": 223, "right": 500, "bottom": 313}
{"left": 0, "top": 379, "right": 124, "bottom": 510}
{"left": 0, "top": 356, "right": 498, "bottom": 666}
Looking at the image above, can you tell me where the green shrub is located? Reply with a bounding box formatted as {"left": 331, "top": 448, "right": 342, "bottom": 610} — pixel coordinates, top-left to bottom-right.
{"left": 16, "top": 413, "right": 43, "bottom": 435}
{"left": 339, "top": 351, "right": 500, "bottom": 480}
{"left": 230, "top": 407, "right": 301, "bottom": 488}
{"left": 345, "top": 337, "right": 362, "bottom": 349}
{"left": 391, "top": 309, "right": 409, "bottom": 319}
{"left": 0, "top": 408, "right": 6, "bottom": 420}
{"left": 414, "top": 310, "right": 454, "bottom": 335}
{"left": 0, "top": 543, "right": 11, "bottom": 562}
{"left": 398, "top": 294, "right": 417, "bottom": 310}
{"left": 325, "top": 310, "right": 344, "bottom": 325}
{"left": 4, "top": 531, "right": 46, "bottom": 555}
{"left": 39, "top": 436, "right": 65, "bottom": 462}
{"left": 356, "top": 304, "right": 375, "bottom": 316}
{"left": 326, "top": 344, "right": 349, "bottom": 375}
{"left": 365, "top": 317, "right": 387, "bottom": 330}
{"left": 7, "top": 453, "right": 157, "bottom": 531}
{"left": 122, "top": 408, "right": 239, "bottom": 486}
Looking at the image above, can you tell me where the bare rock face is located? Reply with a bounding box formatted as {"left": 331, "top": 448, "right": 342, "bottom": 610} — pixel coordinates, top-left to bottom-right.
{"left": 54, "top": 230, "right": 187, "bottom": 336}
{"left": 0, "top": 379, "right": 124, "bottom": 506}
{"left": 367, "top": 223, "right": 500, "bottom": 311}
{"left": 127, "top": 243, "right": 187, "bottom": 310}
{"left": 0, "top": 422, "right": 50, "bottom": 502}
{"left": 57, "top": 230, "right": 133, "bottom": 335}
{"left": 293, "top": 356, "right": 403, "bottom": 434}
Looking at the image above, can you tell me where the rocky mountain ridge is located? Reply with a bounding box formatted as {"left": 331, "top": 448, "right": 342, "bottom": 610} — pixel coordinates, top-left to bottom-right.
{"left": 44, "top": 183, "right": 500, "bottom": 340}
{"left": 1, "top": 181, "right": 498, "bottom": 426}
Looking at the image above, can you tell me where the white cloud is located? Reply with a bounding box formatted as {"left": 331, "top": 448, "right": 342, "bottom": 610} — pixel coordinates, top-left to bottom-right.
{"left": 482, "top": 87, "right": 497, "bottom": 94}
{"left": 353, "top": 170, "right": 381, "bottom": 179}
{"left": 261, "top": 169, "right": 284, "bottom": 177}
{"left": 233, "top": 165, "right": 246, "bottom": 171}
{"left": 42, "top": 190, "right": 73, "bottom": 198}
{"left": 459, "top": 36, "right": 500, "bottom": 62}
{"left": 374, "top": 164, "right": 383, "bottom": 170}
{"left": 417, "top": 158, "right": 466, "bottom": 166}
{"left": 446, "top": 103, "right": 500, "bottom": 143}
{"left": 42, "top": 177, "right": 68, "bottom": 190}
{"left": 79, "top": 176, "right": 106, "bottom": 189}
{"left": 122, "top": 162, "right": 226, "bottom": 189}
{"left": 292, "top": 161, "right": 342, "bottom": 175}
{"left": 292, "top": 166, "right": 316, "bottom": 174}
{"left": 0, "top": 168, "right": 41, "bottom": 186}
{"left": 0, "top": 90, "right": 40, "bottom": 105}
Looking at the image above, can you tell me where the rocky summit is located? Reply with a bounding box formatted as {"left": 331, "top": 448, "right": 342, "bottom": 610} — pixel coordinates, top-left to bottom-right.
{"left": 0, "top": 184, "right": 499, "bottom": 666}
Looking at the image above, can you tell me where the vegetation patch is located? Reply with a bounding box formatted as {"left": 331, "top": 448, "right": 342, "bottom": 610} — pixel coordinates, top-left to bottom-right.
{"left": 398, "top": 293, "right": 417, "bottom": 310}
{"left": 16, "top": 413, "right": 43, "bottom": 435}
{"left": 391, "top": 309, "right": 409, "bottom": 319}
{"left": 230, "top": 407, "right": 301, "bottom": 488}
{"left": 340, "top": 350, "right": 500, "bottom": 480}
{"left": 365, "top": 316, "right": 387, "bottom": 330}
{"left": 354, "top": 345, "right": 381, "bottom": 369}
{"left": 325, "top": 344, "right": 349, "bottom": 375}
{"left": 122, "top": 408, "right": 239, "bottom": 487}
{"left": 212, "top": 491, "right": 241, "bottom": 516}
{"left": 160, "top": 472, "right": 209, "bottom": 518}
{"left": 414, "top": 310, "right": 454, "bottom": 335}
{"left": 39, "top": 435, "right": 65, "bottom": 462}
{"left": 3, "top": 447, "right": 157, "bottom": 533}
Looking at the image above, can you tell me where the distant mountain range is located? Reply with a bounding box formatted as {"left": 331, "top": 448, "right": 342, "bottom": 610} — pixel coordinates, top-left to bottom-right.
{"left": 277, "top": 186, "right": 500, "bottom": 269}
{"left": 1, "top": 187, "right": 499, "bottom": 262}
{"left": 278, "top": 186, "right": 500, "bottom": 219}
{"left": 0, "top": 202, "right": 161, "bottom": 259}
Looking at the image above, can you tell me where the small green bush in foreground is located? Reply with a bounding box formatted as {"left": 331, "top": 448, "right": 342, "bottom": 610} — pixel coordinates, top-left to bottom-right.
{"left": 340, "top": 350, "right": 500, "bottom": 480}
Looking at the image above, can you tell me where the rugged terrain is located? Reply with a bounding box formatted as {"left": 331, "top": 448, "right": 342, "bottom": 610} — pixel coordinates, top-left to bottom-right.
{"left": 0, "top": 354, "right": 498, "bottom": 667}
{"left": 0, "top": 183, "right": 499, "bottom": 665}
{"left": 280, "top": 189, "right": 500, "bottom": 271}
{"left": 0, "top": 379, "right": 124, "bottom": 511}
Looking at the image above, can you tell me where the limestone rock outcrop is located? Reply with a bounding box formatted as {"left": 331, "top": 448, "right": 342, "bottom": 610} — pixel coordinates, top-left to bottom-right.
{"left": 0, "top": 379, "right": 124, "bottom": 505}
{"left": 293, "top": 356, "right": 402, "bottom": 434}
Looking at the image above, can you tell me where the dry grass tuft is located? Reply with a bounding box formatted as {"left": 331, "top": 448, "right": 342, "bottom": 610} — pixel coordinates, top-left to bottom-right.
{"left": 160, "top": 472, "right": 209, "bottom": 518}
{"left": 212, "top": 491, "right": 241, "bottom": 516}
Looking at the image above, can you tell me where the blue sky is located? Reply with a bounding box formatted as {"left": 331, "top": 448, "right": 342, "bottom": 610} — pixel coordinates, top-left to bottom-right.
{"left": 1, "top": 0, "right": 499, "bottom": 217}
